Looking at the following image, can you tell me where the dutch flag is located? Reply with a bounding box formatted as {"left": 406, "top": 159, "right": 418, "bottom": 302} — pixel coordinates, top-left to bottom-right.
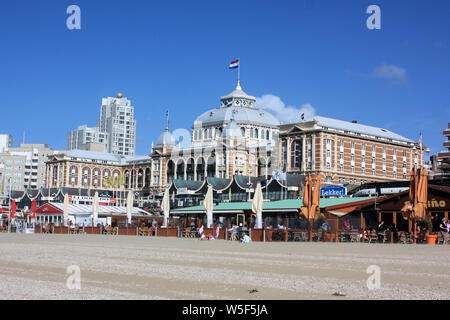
{"left": 226, "top": 100, "right": 233, "bottom": 107}
{"left": 229, "top": 59, "right": 239, "bottom": 69}
{"left": 301, "top": 113, "right": 305, "bottom": 120}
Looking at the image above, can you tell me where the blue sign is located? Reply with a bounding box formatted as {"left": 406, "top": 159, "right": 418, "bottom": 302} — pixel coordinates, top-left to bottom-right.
{"left": 320, "top": 185, "right": 346, "bottom": 197}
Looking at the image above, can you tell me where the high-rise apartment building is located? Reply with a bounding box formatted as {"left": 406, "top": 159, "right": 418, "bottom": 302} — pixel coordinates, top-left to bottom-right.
{"left": 99, "top": 94, "right": 136, "bottom": 156}
{"left": 0, "top": 134, "right": 12, "bottom": 153}
{"left": 67, "top": 94, "right": 136, "bottom": 156}
{"left": 67, "top": 125, "right": 108, "bottom": 151}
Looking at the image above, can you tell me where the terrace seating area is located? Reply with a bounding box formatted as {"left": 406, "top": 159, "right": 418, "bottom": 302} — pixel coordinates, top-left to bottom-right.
{"left": 181, "top": 227, "right": 197, "bottom": 238}
{"left": 102, "top": 226, "right": 118, "bottom": 235}
{"left": 70, "top": 226, "right": 84, "bottom": 234}
{"left": 138, "top": 227, "right": 154, "bottom": 236}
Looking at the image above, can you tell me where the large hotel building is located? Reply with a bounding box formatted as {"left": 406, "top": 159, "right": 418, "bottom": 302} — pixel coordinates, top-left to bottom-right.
{"left": 45, "top": 82, "right": 421, "bottom": 198}
{"left": 280, "top": 117, "right": 420, "bottom": 185}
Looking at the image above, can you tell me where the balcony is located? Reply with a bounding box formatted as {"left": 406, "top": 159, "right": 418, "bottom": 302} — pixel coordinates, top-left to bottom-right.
{"left": 443, "top": 128, "right": 450, "bottom": 137}
{"left": 443, "top": 140, "right": 450, "bottom": 149}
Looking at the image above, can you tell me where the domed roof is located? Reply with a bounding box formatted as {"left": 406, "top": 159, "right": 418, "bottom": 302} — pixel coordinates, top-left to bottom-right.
{"left": 195, "top": 105, "right": 280, "bottom": 128}
{"left": 221, "top": 119, "right": 243, "bottom": 140}
{"left": 194, "top": 82, "right": 280, "bottom": 128}
{"left": 220, "top": 81, "right": 256, "bottom": 102}
{"left": 156, "top": 129, "right": 175, "bottom": 148}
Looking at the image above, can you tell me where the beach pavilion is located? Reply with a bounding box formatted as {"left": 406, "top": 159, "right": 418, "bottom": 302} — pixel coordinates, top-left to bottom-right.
{"left": 167, "top": 174, "right": 306, "bottom": 209}
{"left": 170, "top": 196, "right": 374, "bottom": 241}
{"left": 326, "top": 184, "right": 450, "bottom": 233}
{"left": 34, "top": 202, "right": 154, "bottom": 227}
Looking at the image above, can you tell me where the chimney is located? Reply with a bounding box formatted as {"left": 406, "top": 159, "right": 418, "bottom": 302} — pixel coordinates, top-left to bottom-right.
{"left": 351, "top": 120, "right": 357, "bottom": 124}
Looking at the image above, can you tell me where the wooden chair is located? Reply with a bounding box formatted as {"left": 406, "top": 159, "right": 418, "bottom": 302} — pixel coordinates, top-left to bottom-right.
{"left": 437, "top": 232, "right": 449, "bottom": 245}
{"left": 398, "top": 232, "right": 414, "bottom": 244}
{"left": 70, "top": 227, "right": 79, "bottom": 234}
{"left": 338, "top": 232, "right": 348, "bottom": 242}
{"left": 139, "top": 227, "right": 150, "bottom": 236}
{"left": 350, "top": 233, "right": 361, "bottom": 242}
{"left": 300, "top": 232, "right": 309, "bottom": 242}
{"left": 181, "top": 227, "right": 191, "bottom": 237}
{"left": 368, "top": 231, "right": 378, "bottom": 243}
{"left": 380, "top": 230, "right": 390, "bottom": 244}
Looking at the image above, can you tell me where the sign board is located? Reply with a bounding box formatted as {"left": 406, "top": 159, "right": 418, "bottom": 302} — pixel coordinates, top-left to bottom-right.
{"left": 68, "top": 195, "right": 116, "bottom": 204}
{"left": 320, "top": 185, "right": 347, "bottom": 197}
{"left": 176, "top": 188, "right": 189, "bottom": 195}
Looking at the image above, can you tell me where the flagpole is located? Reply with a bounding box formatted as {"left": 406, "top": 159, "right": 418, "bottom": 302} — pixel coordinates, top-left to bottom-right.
{"left": 238, "top": 57, "right": 240, "bottom": 84}
{"left": 8, "top": 179, "right": 11, "bottom": 233}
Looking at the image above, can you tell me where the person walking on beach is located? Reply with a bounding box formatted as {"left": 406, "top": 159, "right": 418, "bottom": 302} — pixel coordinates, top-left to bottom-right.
{"left": 215, "top": 225, "right": 220, "bottom": 239}
{"left": 197, "top": 224, "right": 204, "bottom": 239}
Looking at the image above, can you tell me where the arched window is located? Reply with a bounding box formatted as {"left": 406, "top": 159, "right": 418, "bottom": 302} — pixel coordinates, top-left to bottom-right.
{"left": 255, "top": 128, "right": 259, "bottom": 139}
{"left": 82, "top": 167, "right": 90, "bottom": 186}
{"left": 240, "top": 127, "right": 245, "bottom": 137}
{"left": 250, "top": 128, "right": 254, "bottom": 138}
{"left": 261, "top": 129, "right": 265, "bottom": 140}
{"left": 69, "top": 166, "right": 78, "bottom": 186}
{"left": 92, "top": 168, "right": 100, "bottom": 187}
{"left": 266, "top": 130, "right": 270, "bottom": 140}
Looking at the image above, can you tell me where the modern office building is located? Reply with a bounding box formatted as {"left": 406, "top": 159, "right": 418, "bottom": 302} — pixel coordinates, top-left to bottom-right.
{"left": 430, "top": 123, "right": 450, "bottom": 181}
{"left": 0, "top": 143, "right": 60, "bottom": 195}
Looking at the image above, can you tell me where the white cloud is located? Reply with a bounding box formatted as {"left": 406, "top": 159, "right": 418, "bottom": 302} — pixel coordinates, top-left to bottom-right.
{"left": 256, "top": 94, "right": 316, "bottom": 124}
{"left": 371, "top": 64, "right": 407, "bottom": 83}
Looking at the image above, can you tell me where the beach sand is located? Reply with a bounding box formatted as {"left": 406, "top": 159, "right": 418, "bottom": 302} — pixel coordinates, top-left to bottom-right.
{"left": 0, "top": 233, "right": 449, "bottom": 300}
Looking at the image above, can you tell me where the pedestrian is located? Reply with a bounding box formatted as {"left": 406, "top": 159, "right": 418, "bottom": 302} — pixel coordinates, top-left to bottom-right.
{"left": 215, "top": 225, "right": 220, "bottom": 239}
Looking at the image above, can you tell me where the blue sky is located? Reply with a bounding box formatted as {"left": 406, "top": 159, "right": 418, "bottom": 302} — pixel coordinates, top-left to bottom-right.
{"left": 0, "top": 0, "right": 449, "bottom": 159}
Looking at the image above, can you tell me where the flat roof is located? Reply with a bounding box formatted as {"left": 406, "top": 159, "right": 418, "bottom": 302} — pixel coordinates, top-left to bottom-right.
{"left": 171, "top": 197, "right": 374, "bottom": 214}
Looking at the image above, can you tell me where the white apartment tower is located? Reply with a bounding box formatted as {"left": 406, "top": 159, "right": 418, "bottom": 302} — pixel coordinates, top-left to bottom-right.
{"left": 0, "top": 135, "right": 12, "bottom": 153}
{"left": 67, "top": 125, "right": 108, "bottom": 151}
{"left": 99, "top": 93, "right": 136, "bottom": 156}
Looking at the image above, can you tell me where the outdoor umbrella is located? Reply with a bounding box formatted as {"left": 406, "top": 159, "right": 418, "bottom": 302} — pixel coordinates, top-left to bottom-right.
{"left": 252, "top": 182, "right": 264, "bottom": 229}
{"left": 415, "top": 168, "right": 428, "bottom": 219}
{"left": 310, "top": 175, "right": 323, "bottom": 220}
{"left": 30, "top": 198, "right": 36, "bottom": 223}
{"left": 92, "top": 191, "right": 99, "bottom": 227}
{"left": 63, "top": 193, "right": 69, "bottom": 226}
{"left": 161, "top": 187, "right": 170, "bottom": 227}
{"left": 401, "top": 167, "right": 416, "bottom": 220}
{"left": 204, "top": 185, "right": 214, "bottom": 228}
{"left": 10, "top": 200, "right": 16, "bottom": 223}
{"left": 300, "top": 175, "right": 312, "bottom": 219}
{"left": 126, "top": 190, "right": 134, "bottom": 225}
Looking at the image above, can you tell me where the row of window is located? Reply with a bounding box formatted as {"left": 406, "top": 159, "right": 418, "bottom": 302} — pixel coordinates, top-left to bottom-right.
{"left": 193, "top": 126, "right": 273, "bottom": 141}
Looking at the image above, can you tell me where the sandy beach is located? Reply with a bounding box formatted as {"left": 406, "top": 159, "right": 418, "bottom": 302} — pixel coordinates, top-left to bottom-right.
{"left": 0, "top": 233, "right": 449, "bottom": 300}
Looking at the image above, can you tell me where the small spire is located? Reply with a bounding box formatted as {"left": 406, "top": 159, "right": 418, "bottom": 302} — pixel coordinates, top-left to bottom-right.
{"left": 165, "top": 110, "right": 170, "bottom": 131}
{"left": 236, "top": 80, "right": 242, "bottom": 91}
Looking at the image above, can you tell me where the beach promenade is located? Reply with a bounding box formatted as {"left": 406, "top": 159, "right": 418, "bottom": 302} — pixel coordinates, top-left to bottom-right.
{"left": 0, "top": 233, "right": 449, "bottom": 300}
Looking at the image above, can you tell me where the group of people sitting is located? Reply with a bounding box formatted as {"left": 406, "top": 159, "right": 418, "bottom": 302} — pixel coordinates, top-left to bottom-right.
{"left": 194, "top": 224, "right": 220, "bottom": 241}
{"left": 228, "top": 224, "right": 251, "bottom": 243}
